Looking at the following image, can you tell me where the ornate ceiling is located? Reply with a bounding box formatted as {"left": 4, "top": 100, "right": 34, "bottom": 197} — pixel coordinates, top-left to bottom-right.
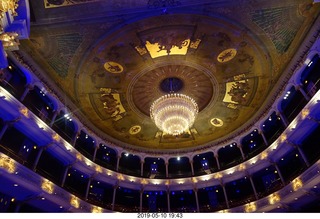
{"left": 19, "top": 0, "right": 320, "bottom": 152}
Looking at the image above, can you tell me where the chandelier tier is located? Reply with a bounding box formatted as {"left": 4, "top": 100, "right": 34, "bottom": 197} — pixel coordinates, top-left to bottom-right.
{"left": 150, "top": 93, "right": 199, "bottom": 136}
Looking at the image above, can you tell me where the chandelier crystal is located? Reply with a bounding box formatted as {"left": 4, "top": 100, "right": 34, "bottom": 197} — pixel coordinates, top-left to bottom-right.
{"left": 150, "top": 93, "right": 198, "bottom": 136}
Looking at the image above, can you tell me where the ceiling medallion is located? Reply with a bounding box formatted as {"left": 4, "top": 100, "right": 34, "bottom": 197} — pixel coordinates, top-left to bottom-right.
{"left": 129, "top": 125, "right": 141, "bottom": 135}
{"left": 210, "top": 118, "right": 223, "bottom": 127}
{"left": 217, "top": 48, "right": 237, "bottom": 63}
{"left": 103, "top": 61, "right": 123, "bottom": 73}
{"left": 150, "top": 93, "right": 198, "bottom": 136}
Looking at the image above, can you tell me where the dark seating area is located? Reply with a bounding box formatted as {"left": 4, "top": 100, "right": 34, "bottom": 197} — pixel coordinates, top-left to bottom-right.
{"left": 218, "top": 143, "right": 242, "bottom": 169}
{"left": 118, "top": 152, "right": 141, "bottom": 177}
{"left": 262, "top": 111, "right": 285, "bottom": 144}
{"left": 74, "top": 130, "right": 96, "bottom": 160}
{"left": 87, "top": 180, "right": 114, "bottom": 209}
{"left": 170, "top": 190, "right": 196, "bottom": 212}
{"left": 52, "top": 111, "right": 77, "bottom": 144}
{"left": 277, "top": 149, "right": 307, "bottom": 183}
{"left": 251, "top": 165, "right": 282, "bottom": 198}
{"left": 281, "top": 86, "right": 309, "bottom": 123}
{"left": 168, "top": 157, "right": 192, "bottom": 178}
{"left": 95, "top": 144, "right": 117, "bottom": 171}
{"left": 193, "top": 151, "right": 217, "bottom": 176}
{"left": 36, "top": 149, "right": 66, "bottom": 186}
{"left": 198, "top": 186, "right": 227, "bottom": 212}
{"left": 143, "top": 157, "right": 166, "bottom": 178}
{"left": 241, "top": 129, "right": 266, "bottom": 159}
{"left": 142, "top": 191, "right": 168, "bottom": 212}
{"left": 114, "top": 187, "right": 140, "bottom": 212}
{"left": 300, "top": 124, "right": 320, "bottom": 164}
{"left": 301, "top": 54, "right": 320, "bottom": 96}
{"left": 225, "top": 177, "right": 255, "bottom": 208}
{"left": 0, "top": 61, "right": 27, "bottom": 100}
{"left": 64, "top": 167, "right": 90, "bottom": 198}
{"left": 22, "top": 86, "right": 56, "bottom": 125}
{"left": 0, "top": 126, "right": 39, "bottom": 169}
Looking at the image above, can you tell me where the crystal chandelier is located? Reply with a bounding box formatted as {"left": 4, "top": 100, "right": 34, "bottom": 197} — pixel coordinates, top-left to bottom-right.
{"left": 150, "top": 93, "right": 198, "bottom": 136}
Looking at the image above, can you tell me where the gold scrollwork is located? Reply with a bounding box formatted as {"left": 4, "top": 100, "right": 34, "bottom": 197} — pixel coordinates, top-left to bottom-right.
{"left": 0, "top": 0, "right": 18, "bottom": 17}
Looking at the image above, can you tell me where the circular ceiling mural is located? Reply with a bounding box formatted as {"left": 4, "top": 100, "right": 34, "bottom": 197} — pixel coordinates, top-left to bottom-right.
{"left": 74, "top": 14, "right": 272, "bottom": 151}
{"left": 128, "top": 62, "right": 217, "bottom": 117}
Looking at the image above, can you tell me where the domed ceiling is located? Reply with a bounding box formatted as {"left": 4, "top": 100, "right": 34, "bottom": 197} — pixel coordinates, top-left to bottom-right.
{"left": 20, "top": 0, "right": 320, "bottom": 152}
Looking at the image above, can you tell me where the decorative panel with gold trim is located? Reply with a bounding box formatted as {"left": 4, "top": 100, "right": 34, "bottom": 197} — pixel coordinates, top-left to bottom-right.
{"left": 44, "top": 0, "right": 100, "bottom": 9}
